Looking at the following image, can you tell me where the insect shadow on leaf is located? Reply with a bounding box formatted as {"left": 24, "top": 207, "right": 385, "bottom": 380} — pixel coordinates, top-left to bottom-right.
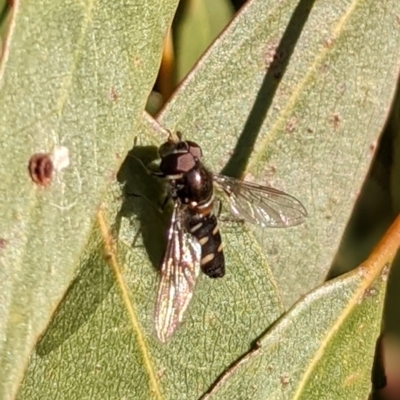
{"left": 36, "top": 239, "right": 115, "bottom": 356}
{"left": 116, "top": 144, "right": 172, "bottom": 272}
{"left": 36, "top": 143, "right": 168, "bottom": 355}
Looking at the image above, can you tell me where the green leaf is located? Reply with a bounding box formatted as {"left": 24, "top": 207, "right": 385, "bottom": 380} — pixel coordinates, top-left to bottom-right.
{"left": 158, "top": 0, "right": 400, "bottom": 307}
{"left": 199, "top": 231, "right": 394, "bottom": 400}
{"left": 0, "top": 0, "right": 177, "bottom": 398}
{"left": 174, "top": 0, "right": 234, "bottom": 83}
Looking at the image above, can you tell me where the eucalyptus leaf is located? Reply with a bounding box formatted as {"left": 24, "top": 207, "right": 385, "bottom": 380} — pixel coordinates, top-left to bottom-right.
{"left": 158, "top": 0, "right": 400, "bottom": 307}
{"left": 200, "top": 261, "right": 390, "bottom": 400}
{"left": 199, "top": 215, "right": 400, "bottom": 399}
{"left": 0, "top": 0, "right": 177, "bottom": 398}
{"left": 174, "top": 0, "right": 234, "bottom": 83}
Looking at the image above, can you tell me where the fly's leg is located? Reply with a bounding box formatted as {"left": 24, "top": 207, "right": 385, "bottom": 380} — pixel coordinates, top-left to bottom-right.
{"left": 160, "top": 195, "right": 170, "bottom": 211}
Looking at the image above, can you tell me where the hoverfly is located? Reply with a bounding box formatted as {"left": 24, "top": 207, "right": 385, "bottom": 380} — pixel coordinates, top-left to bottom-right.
{"left": 155, "top": 132, "right": 307, "bottom": 342}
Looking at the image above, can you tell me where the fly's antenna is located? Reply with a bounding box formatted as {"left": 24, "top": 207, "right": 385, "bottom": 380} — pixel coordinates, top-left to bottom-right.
{"left": 166, "top": 130, "right": 182, "bottom": 144}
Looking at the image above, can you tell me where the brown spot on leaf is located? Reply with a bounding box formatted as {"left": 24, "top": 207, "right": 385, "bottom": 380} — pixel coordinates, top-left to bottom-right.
{"left": 0, "top": 238, "right": 8, "bottom": 249}
{"left": 286, "top": 117, "right": 298, "bottom": 133}
{"left": 109, "top": 87, "right": 118, "bottom": 102}
{"left": 28, "top": 153, "right": 53, "bottom": 187}
{"left": 280, "top": 374, "right": 290, "bottom": 387}
{"left": 265, "top": 40, "right": 286, "bottom": 79}
{"left": 324, "top": 37, "right": 335, "bottom": 47}
{"left": 266, "top": 165, "right": 276, "bottom": 176}
{"left": 132, "top": 56, "right": 141, "bottom": 68}
{"left": 156, "top": 368, "right": 166, "bottom": 379}
{"left": 369, "top": 140, "right": 377, "bottom": 153}
{"left": 265, "top": 41, "right": 279, "bottom": 69}
{"left": 330, "top": 112, "right": 341, "bottom": 130}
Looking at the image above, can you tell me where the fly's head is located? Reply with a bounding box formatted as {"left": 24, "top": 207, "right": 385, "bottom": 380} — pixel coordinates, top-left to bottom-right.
{"left": 159, "top": 133, "right": 203, "bottom": 176}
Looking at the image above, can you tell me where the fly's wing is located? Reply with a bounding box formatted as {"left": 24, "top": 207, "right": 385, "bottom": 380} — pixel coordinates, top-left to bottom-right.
{"left": 155, "top": 202, "right": 201, "bottom": 342}
{"left": 213, "top": 174, "right": 307, "bottom": 227}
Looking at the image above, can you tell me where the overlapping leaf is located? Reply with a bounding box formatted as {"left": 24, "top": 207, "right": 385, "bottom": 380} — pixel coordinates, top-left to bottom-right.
{"left": 0, "top": 0, "right": 178, "bottom": 398}
{"left": 158, "top": 0, "right": 400, "bottom": 307}
{"left": 199, "top": 215, "right": 400, "bottom": 400}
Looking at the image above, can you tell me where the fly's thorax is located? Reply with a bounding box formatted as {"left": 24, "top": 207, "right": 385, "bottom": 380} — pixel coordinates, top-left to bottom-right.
{"left": 166, "top": 166, "right": 214, "bottom": 210}
{"left": 161, "top": 153, "right": 214, "bottom": 210}
{"left": 181, "top": 166, "right": 214, "bottom": 209}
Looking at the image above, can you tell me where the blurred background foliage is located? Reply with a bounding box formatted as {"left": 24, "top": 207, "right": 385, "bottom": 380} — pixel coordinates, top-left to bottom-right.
{"left": 1, "top": 0, "right": 399, "bottom": 398}
{"left": 0, "top": 0, "right": 10, "bottom": 56}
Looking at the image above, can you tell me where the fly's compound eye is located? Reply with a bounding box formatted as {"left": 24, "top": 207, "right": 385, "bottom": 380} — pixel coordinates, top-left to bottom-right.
{"left": 160, "top": 152, "right": 196, "bottom": 174}
{"left": 186, "top": 141, "right": 202, "bottom": 160}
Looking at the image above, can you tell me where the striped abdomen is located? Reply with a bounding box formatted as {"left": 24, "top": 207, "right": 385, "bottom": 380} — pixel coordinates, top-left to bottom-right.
{"left": 186, "top": 211, "right": 225, "bottom": 278}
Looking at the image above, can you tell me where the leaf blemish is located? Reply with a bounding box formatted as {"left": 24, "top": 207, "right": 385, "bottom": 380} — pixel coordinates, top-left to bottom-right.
{"left": 286, "top": 117, "right": 298, "bottom": 133}
{"left": 265, "top": 40, "right": 279, "bottom": 69}
{"left": 280, "top": 374, "right": 290, "bottom": 387}
{"left": 380, "top": 264, "right": 390, "bottom": 281}
{"left": 330, "top": 112, "right": 341, "bottom": 130}
{"left": 264, "top": 40, "right": 286, "bottom": 78}
{"left": 369, "top": 140, "right": 377, "bottom": 154}
{"left": 109, "top": 87, "right": 118, "bottom": 102}
{"left": 358, "top": 284, "right": 378, "bottom": 304}
{"left": 0, "top": 238, "right": 8, "bottom": 249}
{"left": 28, "top": 153, "right": 54, "bottom": 187}
{"left": 51, "top": 145, "right": 70, "bottom": 172}
{"left": 323, "top": 37, "right": 335, "bottom": 48}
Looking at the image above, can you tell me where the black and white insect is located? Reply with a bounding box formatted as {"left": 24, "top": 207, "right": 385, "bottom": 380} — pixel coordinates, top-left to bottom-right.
{"left": 154, "top": 132, "right": 307, "bottom": 342}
